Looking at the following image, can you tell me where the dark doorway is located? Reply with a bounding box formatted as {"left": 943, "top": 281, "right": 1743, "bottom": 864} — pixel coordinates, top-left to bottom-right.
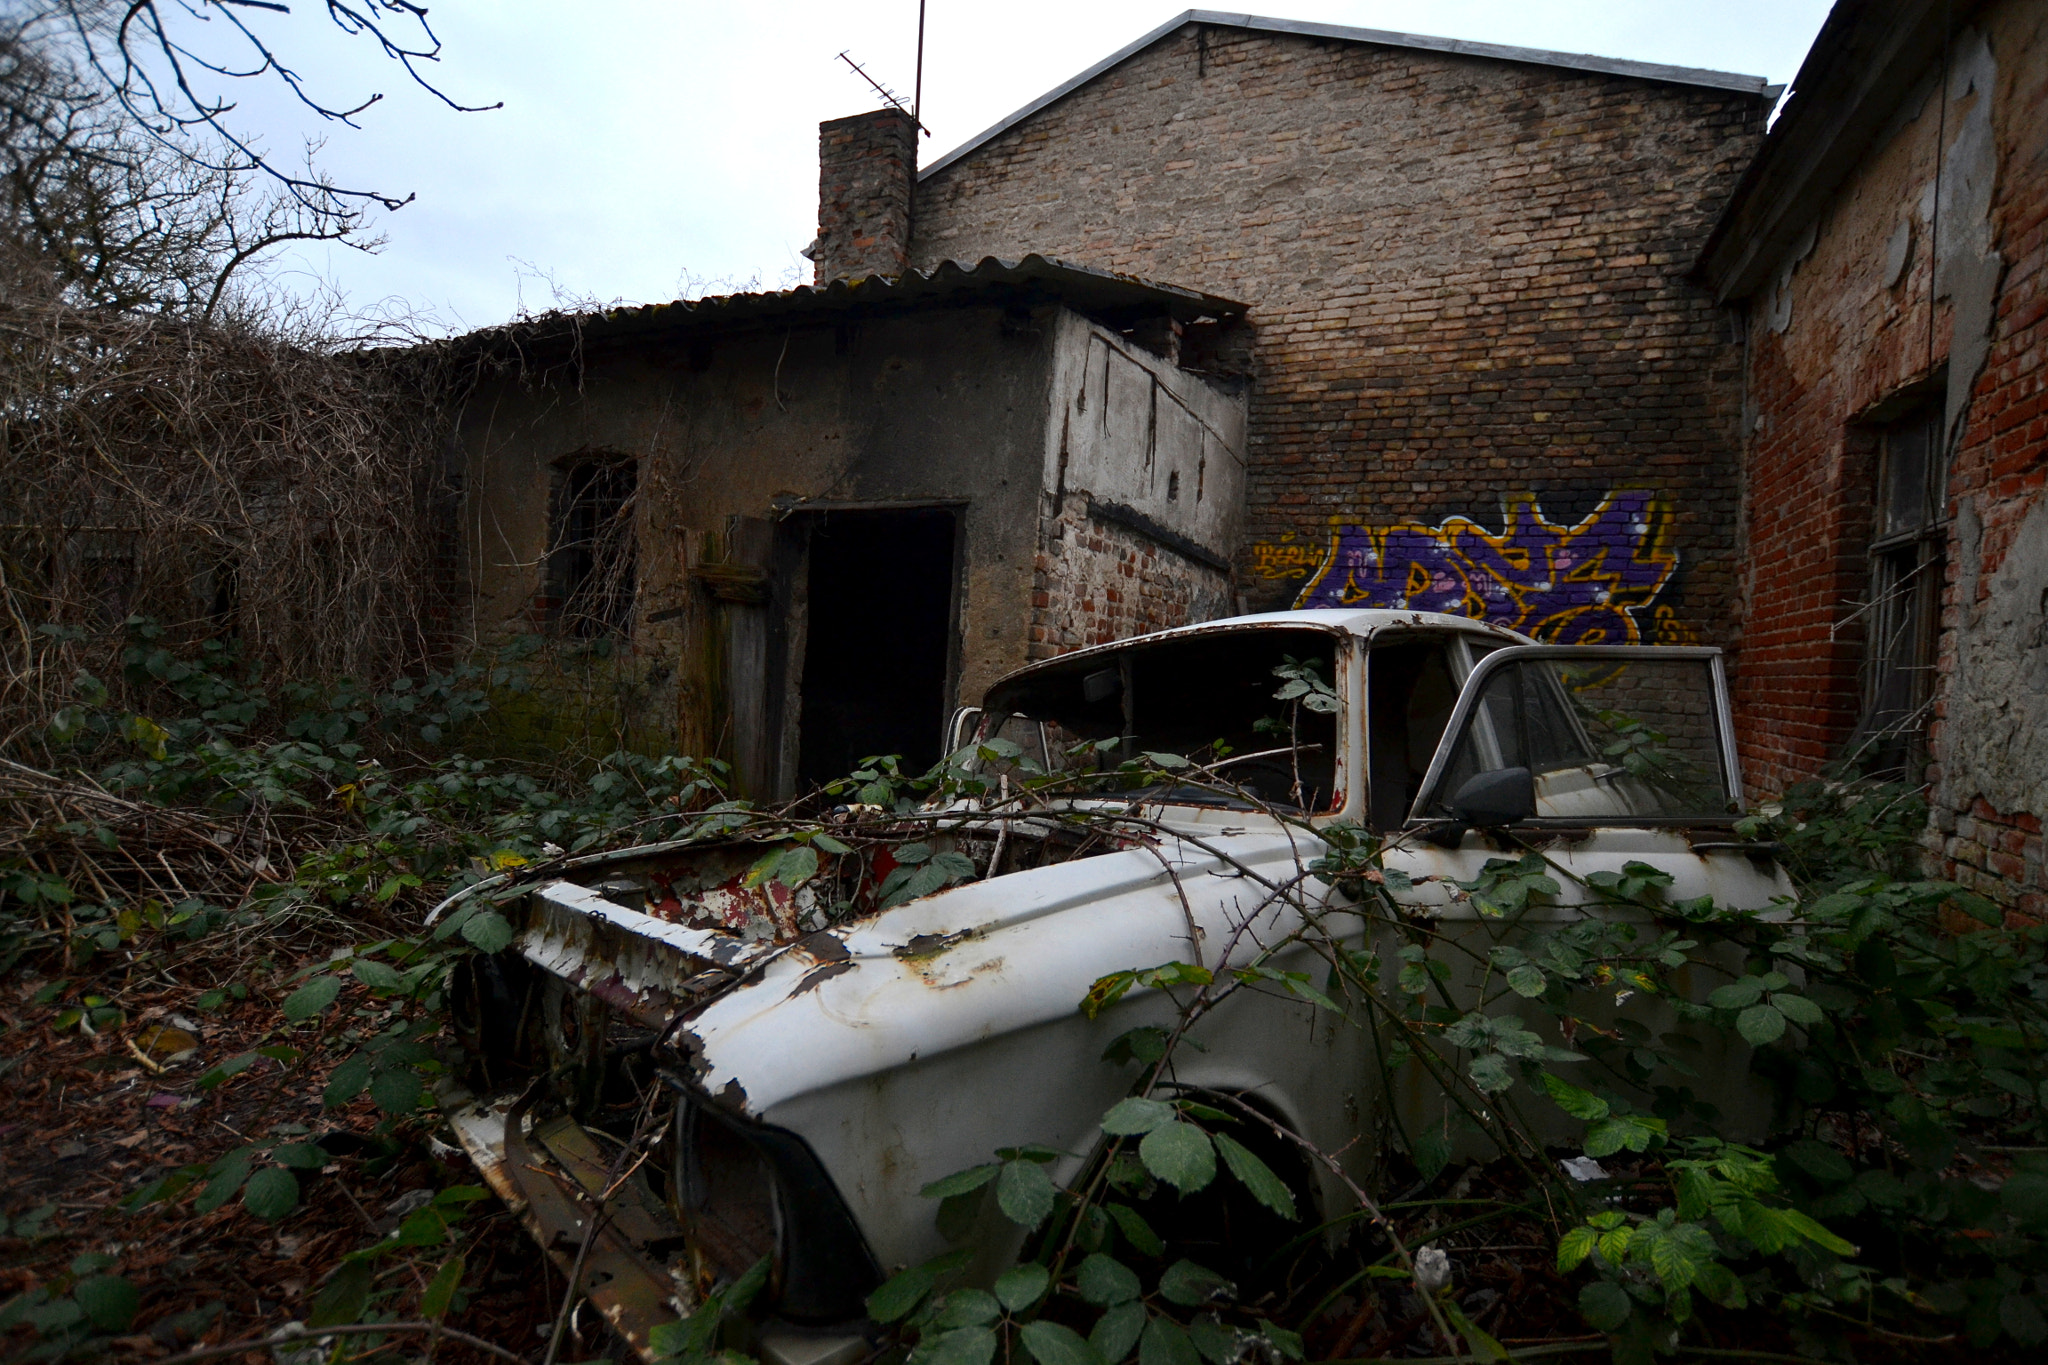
{"left": 797, "top": 509, "right": 958, "bottom": 788}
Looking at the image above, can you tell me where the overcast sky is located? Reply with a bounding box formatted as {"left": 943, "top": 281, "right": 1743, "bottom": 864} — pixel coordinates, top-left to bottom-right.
{"left": 207, "top": 1, "right": 1836, "bottom": 332}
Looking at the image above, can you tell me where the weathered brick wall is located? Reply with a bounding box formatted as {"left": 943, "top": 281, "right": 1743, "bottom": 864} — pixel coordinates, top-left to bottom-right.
{"left": 815, "top": 108, "right": 918, "bottom": 282}
{"left": 1733, "top": 3, "right": 2045, "bottom": 915}
{"left": 1031, "top": 493, "right": 1234, "bottom": 657}
{"left": 914, "top": 22, "right": 1767, "bottom": 654}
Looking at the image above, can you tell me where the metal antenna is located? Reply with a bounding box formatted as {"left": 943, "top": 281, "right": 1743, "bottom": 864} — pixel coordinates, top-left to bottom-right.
{"left": 837, "top": 50, "right": 931, "bottom": 135}
{"left": 914, "top": 0, "right": 928, "bottom": 135}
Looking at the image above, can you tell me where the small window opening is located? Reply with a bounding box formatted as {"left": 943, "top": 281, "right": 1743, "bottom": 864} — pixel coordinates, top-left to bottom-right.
{"left": 1167, "top": 470, "right": 1180, "bottom": 502}
{"left": 547, "top": 457, "right": 638, "bottom": 637}
{"left": 1853, "top": 404, "right": 1947, "bottom": 777}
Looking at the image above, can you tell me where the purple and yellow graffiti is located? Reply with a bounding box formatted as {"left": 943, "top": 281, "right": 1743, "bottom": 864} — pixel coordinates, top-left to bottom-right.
{"left": 1287, "top": 491, "right": 1680, "bottom": 645}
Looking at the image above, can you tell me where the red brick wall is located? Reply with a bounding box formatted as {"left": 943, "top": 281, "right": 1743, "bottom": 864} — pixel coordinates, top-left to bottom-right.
{"left": 1031, "top": 493, "right": 1234, "bottom": 658}
{"left": 1733, "top": 1, "right": 2046, "bottom": 914}
{"left": 914, "top": 23, "right": 1767, "bottom": 650}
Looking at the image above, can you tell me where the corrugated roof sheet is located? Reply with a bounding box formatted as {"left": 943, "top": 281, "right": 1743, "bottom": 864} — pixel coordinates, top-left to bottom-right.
{"left": 922, "top": 10, "right": 1783, "bottom": 182}
{"left": 464, "top": 254, "right": 1246, "bottom": 355}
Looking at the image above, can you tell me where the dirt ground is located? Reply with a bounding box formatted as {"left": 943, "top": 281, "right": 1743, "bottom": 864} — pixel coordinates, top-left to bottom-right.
{"left": 0, "top": 951, "right": 580, "bottom": 1364}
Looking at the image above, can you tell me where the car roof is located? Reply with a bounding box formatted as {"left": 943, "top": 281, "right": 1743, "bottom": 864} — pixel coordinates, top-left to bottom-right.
{"left": 985, "top": 609, "right": 1532, "bottom": 694}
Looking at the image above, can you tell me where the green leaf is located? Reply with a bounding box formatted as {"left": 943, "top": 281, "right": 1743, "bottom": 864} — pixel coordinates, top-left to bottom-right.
{"left": 867, "top": 1251, "right": 969, "bottom": 1324}
{"left": 997, "top": 1158, "right": 1057, "bottom": 1228}
{"left": 1140, "top": 1317, "right": 1200, "bottom": 1365}
{"left": 894, "top": 843, "right": 933, "bottom": 865}
{"left": 994, "top": 1263, "right": 1050, "bottom": 1313}
{"left": 775, "top": 845, "right": 822, "bottom": 889}
{"left": 1101, "top": 1097, "right": 1177, "bottom": 1136}
{"left": 1212, "top": 1133, "right": 1297, "bottom": 1220}
{"left": 1707, "top": 977, "right": 1765, "bottom": 1010}
{"left": 324, "top": 1051, "right": 373, "bottom": 1107}
{"left": 368, "top": 1066, "right": 425, "bottom": 1114}
{"left": 931, "top": 851, "right": 978, "bottom": 882}
{"left": 925, "top": 1327, "right": 999, "bottom": 1365}
{"left": 273, "top": 1143, "right": 330, "bottom": 1171}
{"left": 421, "top": 1255, "right": 464, "bottom": 1321}
{"left": 1077, "top": 1253, "right": 1141, "bottom": 1306}
{"left": 1107, "top": 1203, "right": 1165, "bottom": 1258}
{"left": 1090, "top": 1301, "right": 1146, "bottom": 1365}
{"left": 308, "top": 1259, "right": 373, "bottom": 1328}
{"left": 193, "top": 1148, "right": 255, "bottom": 1213}
{"left": 72, "top": 1276, "right": 138, "bottom": 1332}
{"left": 934, "top": 1290, "right": 1003, "bottom": 1329}
{"left": 1468, "top": 1052, "right": 1516, "bottom": 1093}
{"left": 1772, "top": 993, "right": 1823, "bottom": 1026}
{"left": 242, "top": 1167, "right": 299, "bottom": 1221}
{"left": 1157, "top": 1260, "right": 1234, "bottom": 1307}
{"left": 922, "top": 1164, "right": 1001, "bottom": 1200}
{"left": 281, "top": 975, "right": 341, "bottom": 1022}
{"left": 1185, "top": 1319, "right": 1241, "bottom": 1365}
{"left": 460, "top": 910, "right": 516, "bottom": 953}
{"left": 1557, "top": 1225, "right": 1598, "bottom": 1272}
{"left": 2002, "top": 1293, "right": 2048, "bottom": 1346}
{"left": 352, "top": 958, "right": 406, "bottom": 991}
{"left": 1506, "top": 964, "right": 1547, "bottom": 998}
{"left": 1140, "top": 1122, "right": 1216, "bottom": 1194}
{"left": 1583, "top": 1114, "right": 1666, "bottom": 1158}
{"left": 1578, "top": 1280, "right": 1632, "bottom": 1332}
{"left": 1781, "top": 1139, "right": 1852, "bottom": 1185}
{"left": 1737, "top": 1004, "right": 1786, "bottom": 1046}
{"left": 2001, "top": 1173, "right": 2048, "bottom": 1226}
{"left": 1020, "top": 1319, "right": 1103, "bottom": 1365}
{"left": 811, "top": 833, "right": 854, "bottom": 856}
{"left": 1541, "top": 1073, "right": 1611, "bottom": 1121}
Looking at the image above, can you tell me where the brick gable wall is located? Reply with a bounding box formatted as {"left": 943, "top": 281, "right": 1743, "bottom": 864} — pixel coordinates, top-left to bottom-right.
{"left": 914, "top": 23, "right": 1767, "bottom": 658}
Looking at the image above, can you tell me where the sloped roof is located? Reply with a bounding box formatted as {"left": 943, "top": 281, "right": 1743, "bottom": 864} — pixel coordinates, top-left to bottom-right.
{"left": 461, "top": 254, "right": 1246, "bottom": 358}
{"left": 922, "top": 10, "right": 1782, "bottom": 181}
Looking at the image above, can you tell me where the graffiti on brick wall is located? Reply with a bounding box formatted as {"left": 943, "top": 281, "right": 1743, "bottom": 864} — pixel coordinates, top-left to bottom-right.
{"left": 1269, "top": 490, "right": 1685, "bottom": 645}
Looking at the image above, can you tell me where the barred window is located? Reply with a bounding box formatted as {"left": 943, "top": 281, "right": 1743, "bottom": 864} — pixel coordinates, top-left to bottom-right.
{"left": 546, "top": 457, "right": 637, "bottom": 638}
{"left": 1856, "top": 405, "right": 1947, "bottom": 776}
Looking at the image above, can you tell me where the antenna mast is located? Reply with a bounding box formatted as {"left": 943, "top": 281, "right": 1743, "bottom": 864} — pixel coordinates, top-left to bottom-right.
{"left": 914, "top": 0, "right": 928, "bottom": 134}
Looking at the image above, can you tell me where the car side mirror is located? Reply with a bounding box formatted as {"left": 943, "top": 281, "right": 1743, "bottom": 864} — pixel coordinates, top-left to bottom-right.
{"left": 1450, "top": 766, "right": 1535, "bottom": 826}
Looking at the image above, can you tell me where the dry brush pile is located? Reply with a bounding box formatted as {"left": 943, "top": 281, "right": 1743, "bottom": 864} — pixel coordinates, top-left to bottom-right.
{"left": 0, "top": 264, "right": 469, "bottom": 750}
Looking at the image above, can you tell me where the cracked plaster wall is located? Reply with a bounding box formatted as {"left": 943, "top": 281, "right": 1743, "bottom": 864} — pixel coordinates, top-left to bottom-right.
{"left": 1735, "top": 0, "right": 2046, "bottom": 911}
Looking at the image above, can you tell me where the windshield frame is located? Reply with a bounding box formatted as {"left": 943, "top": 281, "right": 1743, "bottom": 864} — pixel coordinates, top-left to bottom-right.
{"left": 976, "top": 622, "right": 1364, "bottom": 822}
{"left": 1405, "top": 644, "right": 1744, "bottom": 828}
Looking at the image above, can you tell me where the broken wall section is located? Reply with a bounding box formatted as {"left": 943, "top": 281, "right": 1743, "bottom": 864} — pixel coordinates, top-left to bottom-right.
{"left": 1031, "top": 311, "right": 1246, "bottom": 657}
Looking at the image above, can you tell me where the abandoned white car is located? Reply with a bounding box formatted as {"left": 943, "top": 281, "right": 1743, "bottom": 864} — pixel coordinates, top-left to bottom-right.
{"left": 435, "top": 608, "right": 1789, "bottom": 1363}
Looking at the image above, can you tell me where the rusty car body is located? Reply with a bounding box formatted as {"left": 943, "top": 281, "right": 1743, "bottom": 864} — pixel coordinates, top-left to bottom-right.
{"left": 436, "top": 609, "right": 1791, "bottom": 1363}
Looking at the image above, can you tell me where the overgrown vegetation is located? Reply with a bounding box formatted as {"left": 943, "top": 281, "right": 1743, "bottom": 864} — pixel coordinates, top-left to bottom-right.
{"left": 5, "top": 612, "right": 2048, "bottom": 1365}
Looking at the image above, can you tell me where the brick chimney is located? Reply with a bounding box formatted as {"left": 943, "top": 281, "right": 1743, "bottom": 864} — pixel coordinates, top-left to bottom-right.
{"left": 810, "top": 107, "right": 917, "bottom": 285}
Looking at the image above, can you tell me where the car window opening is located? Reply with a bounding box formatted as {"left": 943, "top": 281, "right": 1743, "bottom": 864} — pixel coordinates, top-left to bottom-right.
{"left": 1367, "top": 641, "right": 1461, "bottom": 830}
{"left": 1421, "top": 655, "right": 1735, "bottom": 823}
{"left": 979, "top": 628, "right": 1341, "bottom": 812}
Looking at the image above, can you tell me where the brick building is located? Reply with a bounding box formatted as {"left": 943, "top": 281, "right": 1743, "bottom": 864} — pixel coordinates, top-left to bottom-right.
{"left": 888, "top": 12, "right": 1777, "bottom": 652}
{"left": 1699, "top": 0, "right": 2047, "bottom": 915}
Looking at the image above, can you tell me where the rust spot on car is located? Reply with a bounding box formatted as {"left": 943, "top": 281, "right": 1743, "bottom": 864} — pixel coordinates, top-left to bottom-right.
{"left": 894, "top": 929, "right": 976, "bottom": 961}
{"left": 791, "top": 960, "right": 856, "bottom": 995}
{"left": 795, "top": 931, "right": 851, "bottom": 963}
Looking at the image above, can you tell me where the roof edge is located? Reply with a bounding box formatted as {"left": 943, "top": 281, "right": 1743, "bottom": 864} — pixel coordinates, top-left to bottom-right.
{"left": 1696, "top": 0, "right": 1952, "bottom": 302}
{"left": 920, "top": 9, "right": 1780, "bottom": 182}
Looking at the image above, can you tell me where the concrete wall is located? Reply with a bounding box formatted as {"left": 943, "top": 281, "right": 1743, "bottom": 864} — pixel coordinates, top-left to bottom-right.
{"left": 1732, "top": 1, "right": 2046, "bottom": 916}
{"left": 453, "top": 298, "right": 1249, "bottom": 787}
{"left": 456, "top": 302, "right": 1054, "bottom": 777}
{"left": 912, "top": 21, "right": 1768, "bottom": 651}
